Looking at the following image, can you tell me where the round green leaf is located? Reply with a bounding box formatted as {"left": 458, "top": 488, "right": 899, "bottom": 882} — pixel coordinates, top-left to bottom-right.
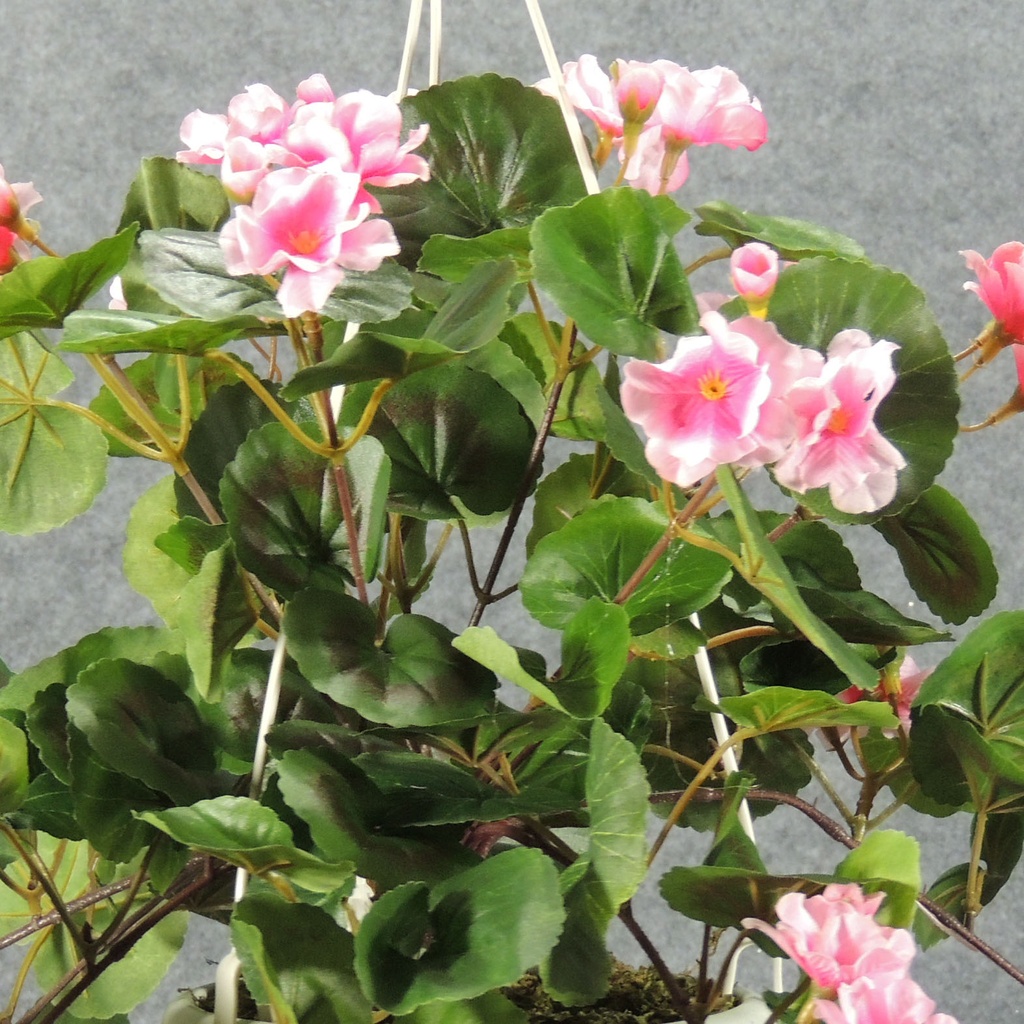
{"left": 520, "top": 497, "right": 732, "bottom": 631}
{"left": 343, "top": 363, "right": 534, "bottom": 520}
{"left": 532, "top": 188, "right": 699, "bottom": 358}
{"left": 286, "top": 590, "right": 497, "bottom": 727}
{"left": 0, "top": 716, "right": 28, "bottom": 813}
{"left": 376, "top": 74, "right": 587, "bottom": 265}
{"left": 767, "top": 257, "right": 959, "bottom": 520}
{"left": 874, "top": 484, "right": 997, "bottom": 624}
{"left": 0, "top": 333, "right": 108, "bottom": 533}
{"left": 355, "top": 848, "right": 565, "bottom": 1015}
{"left": 221, "top": 422, "right": 389, "bottom": 596}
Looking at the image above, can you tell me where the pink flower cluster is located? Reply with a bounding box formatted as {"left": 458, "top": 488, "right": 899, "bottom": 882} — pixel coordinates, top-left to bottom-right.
{"left": 744, "top": 884, "right": 956, "bottom": 1024}
{"left": 0, "top": 164, "right": 42, "bottom": 275}
{"left": 539, "top": 56, "right": 766, "bottom": 194}
{"left": 178, "top": 76, "right": 429, "bottom": 317}
{"left": 621, "top": 309, "right": 905, "bottom": 514}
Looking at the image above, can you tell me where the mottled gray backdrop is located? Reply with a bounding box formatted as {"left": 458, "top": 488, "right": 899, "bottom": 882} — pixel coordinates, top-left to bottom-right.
{"left": 2, "top": 2, "right": 1022, "bottom": 1020}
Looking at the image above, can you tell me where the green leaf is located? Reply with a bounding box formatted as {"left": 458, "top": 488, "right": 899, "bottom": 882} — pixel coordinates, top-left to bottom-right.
{"left": 660, "top": 866, "right": 824, "bottom": 929}
{"left": 703, "top": 775, "right": 766, "bottom": 873}
{"left": 138, "top": 796, "right": 353, "bottom": 893}
{"left": 66, "top": 658, "right": 217, "bottom": 804}
{"left": 526, "top": 452, "right": 651, "bottom": 557}
{"left": 425, "top": 258, "right": 518, "bottom": 352}
{"left": 140, "top": 229, "right": 413, "bottom": 324}
{"left": 0, "top": 333, "right": 108, "bottom": 533}
{"left": 767, "top": 257, "right": 959, "bottom": 520}
{"left": 557, "top": 600, "right": 631, "bottom": 719}
{"left": 542, "top": 719, "right": 650, "bottom": 1004}
{"left": 875, "top": 485, "right": 997, "bottom": 624}
{"left": 693, "top": 201, "right": 866, "bottom": 260}
{"left": 178, "top": 542, "right": 258, "bottom": 700}
{"left": 0, "top": 227, "right": 136, "bottom": 337}
{"left": 90, "top": 351, "right": 237, "bottom": 457}
{"left": 715, "top": 464, "right": 878, "bottom": 690}
{"left": 520, "top": 497, "right": 731, "bottom": 632}
{"left": 354, "top": 848, "right": 565, "bottom": 1015}
{"left": 60, "top": 307, "right": 273, "bottom": 354}
{"left": 420, "top": 228, "right": 533, "bottom": 283}
{"left": 118, "top": 156, "right": 231, "bottom": 234}
{"left": 286, "top": 590, "right": 497, "bottom": 727}
{"left": 837, "top": 830, "right": 921, "bottom": 927}
{"left": 342, "top": 363, "right": 534, "bottom": 520}
{"left": 35, "top": 909, "right": 187, "bottom": 1020}
{"left": 397, "top": 992, "right": 527, "bottom": 1024}
{"left": 376, "top": 75, "right": 586, "bottom": 264}
{"left": 0, "top": 716, "right": 28, "bottom": 813}
{"left": 792, "top": 587, "right": 947, "bottom": 646}
{"left": 123, "top": 477, "right": 200, "bottom": 625}
{"left": 276, "top": 748, "right": 479, "bottom": 888}
{"left": 910, "top": 612, "right": 1024, "bottom": 809}
{"left": 221, "top": 423, "right": 389, "bottom": 596}
{"left": 707, "top": 686, "right": 898, "bottom": 733}
{"left": 232, "top": 892, "right": 374, "bottom": 1024}
{"left": 532, "top": 188, "right": 698, "bottom": 358}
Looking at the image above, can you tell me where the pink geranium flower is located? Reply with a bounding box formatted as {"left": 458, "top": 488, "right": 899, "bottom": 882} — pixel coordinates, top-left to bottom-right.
{"left": 839, "top": 653, "right": 932, "bottom": 736}
{"left": 623, "top": 61, "right": 766, "bottom": 194}
{"left": 621, "top": 311, "right": 813, "bottom": 487}
{"left": 730, "top": 242, "right": 780, "bottom": 317}
{"left": 743, "top": 883, "right": 916, "bottom": 996}
{"left": 816, "top": 976, "right": 958, "bottom": 1024}
{"left": 539, "top": 54, "right": 623, "bottom": 137}
{"left": 962, "top": 242, "right": 1024, "bottom": 343}
{"left": 773, "top": 329, "right": 905, "bottom": 514}
{"left": 219, "top": 164, "right": 399, "bottom": 318}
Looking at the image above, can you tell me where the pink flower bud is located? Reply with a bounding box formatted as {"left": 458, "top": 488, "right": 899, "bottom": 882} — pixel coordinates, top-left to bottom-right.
{"left": 612, "top": 60, "right": 664, "bottom": 126}
{"left": 730, "top": 242, "right": 779, "bottom": 317}
{"left": 962, "top": 242, "right": 1024, "bottom": 343}
{"left": 0, "top": 164, "right": 42, "bottom": 240}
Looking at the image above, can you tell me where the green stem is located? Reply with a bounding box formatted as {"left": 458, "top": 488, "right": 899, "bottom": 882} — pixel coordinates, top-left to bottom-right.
{"left": 966, "top": 808, "right": 989, "bottom": 928}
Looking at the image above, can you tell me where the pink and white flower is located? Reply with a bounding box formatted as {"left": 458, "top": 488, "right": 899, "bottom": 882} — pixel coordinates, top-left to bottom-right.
{"left": 621, "top": 311, "right": 815, "bottom": 487}
{"left": 816, "top": 976, "right": 958, "bottom": 1024}
{"left": 730, "top": 242, "right": 780, "bottom": 317}
{"left": 773, "top": 330, "right": 905, "bottom": 514}
{"left": 962, "top": 242, "right": 1024, "bottom": 343}
{"left": 219, "top": 164, "right": 399, "bottom": 318}
{"left": 743, "top": 883, "right": 916, "bottom": 996}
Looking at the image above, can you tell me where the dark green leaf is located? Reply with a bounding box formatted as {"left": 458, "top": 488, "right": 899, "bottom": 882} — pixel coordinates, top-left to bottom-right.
{"left": 118, "top": 156, "right": 230, "bottom": 234}
{"left": 342, "top": 363, "right": 534, "bottom": 520}
{"left": 542, "top": 720, "right": 649, "bottom": 1004}
{"left": 693, "top": 201, "right": 866, "bottom": 260}
{"left": 875, "top": 485, "right": 997, "bottom": 624}
{"left": 521, "top": 497, "right": 731, "bottom": 632}
{"left": 532, "top": 188, "right": 698, "bottom": 358}
{"left": 221, "top": 422, "right": 388, "bottom": 596}
{"left": 557, "top": 599, "right": 631, "bottom": 719}
{"left": 66, "top": 658, "right": 217, "bottom": 804}
{"left": 703, "top": 775, "right": 766, "bottom": 873}
{"left": 232, "top": 892, "right": 374, "bottom": 1024}
{"left": 354, "top": 848, "right": 564, "bottom": 1014}
{"left": 286, "top": 590, "right": 497, "bottom": 727}
{"left": 376, "top": 75, "right": 586, "bottom": 265}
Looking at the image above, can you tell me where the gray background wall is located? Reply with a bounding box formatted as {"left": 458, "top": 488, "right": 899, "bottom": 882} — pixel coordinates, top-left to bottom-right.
{"left": 2, "top": 1, "right": 1023, "bottom": 1020}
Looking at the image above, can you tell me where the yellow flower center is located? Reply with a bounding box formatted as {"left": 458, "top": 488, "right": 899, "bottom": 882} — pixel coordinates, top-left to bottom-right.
{"left": 698, "top": 369, "right": 729, "bottom": 401}
{"left": 827, "top": 406, "right": 851, "bottom": 434}
{"left": 290, "top": 229, "right": 322, "bottom": 255}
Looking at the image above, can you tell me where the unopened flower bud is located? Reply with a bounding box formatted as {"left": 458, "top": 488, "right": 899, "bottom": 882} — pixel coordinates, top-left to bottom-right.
{"left": 730, "top": 242, "right": 779, "bottom": 319}
{"left": 0, "top": 164, "right": 42, "bottom": 243}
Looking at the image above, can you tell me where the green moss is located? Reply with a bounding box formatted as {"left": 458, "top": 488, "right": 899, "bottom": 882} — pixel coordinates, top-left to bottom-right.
{"left": 502, "top": 962, "right": 725, "bottom": 1024}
